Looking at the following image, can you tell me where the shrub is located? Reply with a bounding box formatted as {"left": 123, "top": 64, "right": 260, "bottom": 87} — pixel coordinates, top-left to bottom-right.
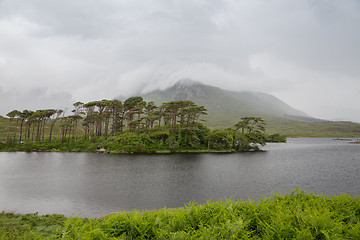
{"left": 207, "top": 129, "right": 233, "bottom": 150}
{"left": 59, "top": 189, "right": 360, "bottom": 239}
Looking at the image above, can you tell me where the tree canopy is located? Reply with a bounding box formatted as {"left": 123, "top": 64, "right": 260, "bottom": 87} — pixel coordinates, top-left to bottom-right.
{"left": 2, "top": 97, "right": 284, "bottom": 153}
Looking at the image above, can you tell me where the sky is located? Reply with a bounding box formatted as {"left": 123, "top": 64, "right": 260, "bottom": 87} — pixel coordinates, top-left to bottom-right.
{"left": 0, "top": 0, "right": 359, "bottom": 122}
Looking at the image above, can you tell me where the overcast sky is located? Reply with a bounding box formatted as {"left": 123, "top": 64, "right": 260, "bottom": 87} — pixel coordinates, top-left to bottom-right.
{"left": 0, "top": 0, "right": 359, "bottom": 122}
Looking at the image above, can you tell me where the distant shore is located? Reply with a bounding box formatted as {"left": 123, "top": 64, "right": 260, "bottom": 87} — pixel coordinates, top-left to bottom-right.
{"left": 0, "top": 147, "right": 256, "bottom": 154}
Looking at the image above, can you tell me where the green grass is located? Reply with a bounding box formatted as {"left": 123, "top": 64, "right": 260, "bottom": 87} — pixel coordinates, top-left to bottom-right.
{"left": 0, "top": 138, "right": 100, "bottom": 153}
{"left": 1, "top": 189, "right": 359, "bottom": 239}
{"left": 204, "top": 114, "right": 360, "bottom": 137}
{"left": 0, "top": 212, "right": 66, "bottom": 239}
{"left": 265, "top": 117, "right": 360, "bottom": 137}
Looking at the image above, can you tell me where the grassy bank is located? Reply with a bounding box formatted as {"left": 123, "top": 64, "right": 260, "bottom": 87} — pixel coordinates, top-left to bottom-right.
{"left": 0, "top": 140, "right": 100, "bottom": 153}
{"left": 0, "top": 212, "right": 66, "bottom": 239}
{"left": 1, "top": 189, "right": 359, "bottom": 239}
{"left": 265, "top": 117, "right": 360, "bottom": 137}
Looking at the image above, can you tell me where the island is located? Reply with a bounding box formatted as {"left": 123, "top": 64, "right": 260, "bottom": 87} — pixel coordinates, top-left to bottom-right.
{"left": 0, "top": 97, "right": 286, "bottom": 153}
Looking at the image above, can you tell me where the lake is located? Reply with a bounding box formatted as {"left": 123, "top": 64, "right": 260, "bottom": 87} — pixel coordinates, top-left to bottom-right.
{"left": 0, "top": 138, "right": 359, "bottom": 217}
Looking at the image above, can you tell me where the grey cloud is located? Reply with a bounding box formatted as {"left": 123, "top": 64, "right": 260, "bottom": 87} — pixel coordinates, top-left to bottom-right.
{"left": 0, "top": 0, "right": 359, "bottom": 122}
{"left": 0, "top": 87, "right": 74, "bottom": 114}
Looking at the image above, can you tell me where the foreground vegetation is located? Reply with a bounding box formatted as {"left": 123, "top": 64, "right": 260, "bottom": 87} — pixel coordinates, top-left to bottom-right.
{"left": 0, "top": 98, "right": 286, "bottom": 153}
{"left": 1, "top": 189, "right": 359, "bottom": 239}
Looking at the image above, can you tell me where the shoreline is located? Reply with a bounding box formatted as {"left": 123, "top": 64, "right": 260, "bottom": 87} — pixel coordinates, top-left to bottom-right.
{"left": 0, "top": 148, "right": 263, "bottom": 154}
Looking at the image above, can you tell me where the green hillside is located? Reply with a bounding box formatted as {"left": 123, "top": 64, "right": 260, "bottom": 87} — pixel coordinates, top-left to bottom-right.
{"left": 144, "top": 80, "right": 310, "bottom": 119}
{"left": 265, "top": 117, "right": 360, "bottom": 137}
{"left": 2, "top": 80, "right": 360, "bottom": 139}
{"left": 142, "top": 80, "right": 360, "bottom": 137}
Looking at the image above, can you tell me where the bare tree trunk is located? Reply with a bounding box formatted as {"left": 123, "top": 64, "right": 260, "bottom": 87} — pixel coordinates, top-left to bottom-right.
{"left": 74, "top": 120, "right": 78, "bottom": 143}
{"left": 31, "top": 125, "right": 36, "bottom": 142}
{"left": 36, "top": 122, "right": 41, "bottom": 142}
{"left": 27, "top": 122, "right": 31, "bottom": 139}
{"left": 88, "top": 124, "right": 91, "bottom": 140}
{"left": 7, "top": 118, "right": 12, "bottom": 141}
{"left": 98, "top": 120, "right": 102, "bottom": 136}
{"left": 105, "top": 118, "right": 110, "bottom": 136}
{"left": 19, "top": 121, "right": 24, "bottom": 142}
{"left": 13, "top": 119, "right": 19, "bottom": 141}
{"left": 62, "top": 128, "right": 66, "bottom": 143}
{"left": 84, "top": 128, "right": 87, "bottom": 141}
{"left": 49, "top": 123, "right": 55, "bottom": 142}
{"left": 68, "top": 127, "right": 72, "bottom": 142}
{"left": 42, "top": 119, "right": 46, "bottom": 141}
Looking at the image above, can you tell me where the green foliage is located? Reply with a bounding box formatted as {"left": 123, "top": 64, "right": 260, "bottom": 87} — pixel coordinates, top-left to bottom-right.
{"left": 265, "top": 133, "right": 287, "bottom": 142}
{"left": 63, "top": 189, "right": 360, "bottom": 239}
{"left": 3, "top": 189, "right": 358, "bottom": 239}
{"left": 192, "top": 122, "right": 211, "bottom": 146}
{"left": 105, "top": 132, "right": 158, "bottom": 153}
{"left": 0, "top": 118, "right": 269, "bottom": 153}
{"left": 235, "top": 117, "right": 266, "bottom": 134}
{"left": 207, "top": 129, "right": 233, "bottom": 150}
{"left": 0, "top": 138, "right": 100, "bottom": 153}
{"left": 246, "top": 132, "right": 266, "bottom": 147}
{"left": 233, "top": 117, "right": 267, "bottom": 150}
{"left": 0, "top": 211, "right": 66, "bottom": 239}
{"left": 124, "top": 96, "right": 144, "bottom": 110}
{"left": 0, "top": 96, "right": 283, "bottom": 153}
{"left": 166, "top": 133, "right": 179, "bottom": 152}
{"left": 233, "top": 131, "right": 251, "bottom": 151}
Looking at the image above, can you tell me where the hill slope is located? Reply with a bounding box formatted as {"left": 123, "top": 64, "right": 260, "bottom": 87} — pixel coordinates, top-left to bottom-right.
{"left": 141, "top": 80, "right": 360, "bottom": 137}
{"left": 143, "top": 80, "right": 310, "bottom": 120}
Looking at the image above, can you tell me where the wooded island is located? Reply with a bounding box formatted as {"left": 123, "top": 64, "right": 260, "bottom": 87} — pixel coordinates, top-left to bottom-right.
{"left": 0, "top": 97, "right": 285, "bottom": 153}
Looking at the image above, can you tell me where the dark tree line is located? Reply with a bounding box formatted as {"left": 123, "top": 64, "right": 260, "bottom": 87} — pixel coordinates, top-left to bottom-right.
{"left": 3, "top": 96, "right": 279, "bottom": 153}
{"left": 5, "top": 97, "right": 208, "bottom": 143}
{"left": 6, "top": 109, "right": 63, "bottom": 143}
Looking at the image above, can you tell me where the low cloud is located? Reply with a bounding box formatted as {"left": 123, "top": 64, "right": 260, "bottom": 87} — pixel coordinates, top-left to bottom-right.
{"left": 0, "top": 87, "right": 73, "bottom": 115}
{"left": 0, "top": 0, "right": 359, "bottom": 121}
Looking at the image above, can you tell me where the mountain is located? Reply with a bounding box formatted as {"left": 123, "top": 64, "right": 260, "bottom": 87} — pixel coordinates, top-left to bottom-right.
{"left": 116, "top": 79, "right": 360, "bottom": 137}
{"left": 140, "top": 80, "right": 316, "bottom": 127}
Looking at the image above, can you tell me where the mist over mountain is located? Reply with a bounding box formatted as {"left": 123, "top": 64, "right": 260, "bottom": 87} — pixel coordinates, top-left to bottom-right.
{"left": 113, "top": 79, "right": 360, "bottom": 137}
{"left": 137, "top": 80, "right": 318, "bottom": 128}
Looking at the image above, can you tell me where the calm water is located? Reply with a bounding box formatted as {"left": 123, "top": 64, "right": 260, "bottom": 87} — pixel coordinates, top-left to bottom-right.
{"left": 0, "top": 138, "right": 359, "bottom": 217}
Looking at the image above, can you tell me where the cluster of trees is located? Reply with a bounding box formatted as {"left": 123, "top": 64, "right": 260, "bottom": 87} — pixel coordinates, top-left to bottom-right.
{"left": 4, "top": 97, "right": 281, "bottom": 152}
{"left": 6, "top": 109, "right": 63, "bottom": 143}
{"left": 5, "top": 97, "right": 207, "bottom": 142}
{"left": 207, "top": 117, "right": 267, "bottom": 151}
